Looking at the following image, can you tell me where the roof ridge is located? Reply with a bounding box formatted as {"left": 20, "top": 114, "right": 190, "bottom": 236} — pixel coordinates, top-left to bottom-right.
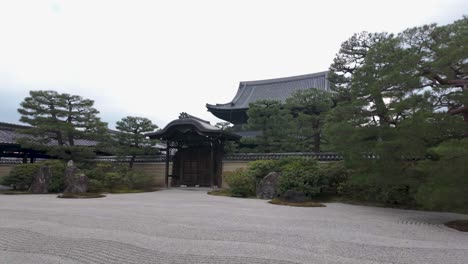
{"left": 0, "top": 122, "right": 32, "bottom": 130}
{"left": 179, "top": 112, "right": 211, "bottom": 124}
{"left": 240, "top": 71, "right": 327, "bottom": 86}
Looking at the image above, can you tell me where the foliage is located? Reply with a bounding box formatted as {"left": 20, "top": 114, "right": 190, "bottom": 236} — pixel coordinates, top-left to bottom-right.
{"left": 58, "top": 192, "right": 106, "bottom": 199}
{"left": 43, "top": 160, "right": 66, "bottom": 193}
{"left": 127, "top": 170, "right": 154, "bottom": 190}
{"left": 269, "top": 198, "right": 325, "bottom": 207}
{"left": 285, "top": 88, "right": 334, "bottom": 152}
{"left": 1, "top": 163, "right": 40, "bottom": 190}
{"left": 88, "top": 179, "right": 105, "bottom": 193}
{"left": 115, "top": 116, "right": 159, "bottom": 168}
{"left": 207, "top": 189, "right": 232, "bottom": 197}
{"left": 224, "top": 169, "right": 255, "bottom": 197}
{"left": 414, "top": 139, "right": 468, "bottom": 213}
{"left": 246, "top": 100, "right": 290, "bottom": 152}
{"left": 224, "top": 158, "right": 348, "bottom": 199}
{"left": 445, "top": 220, "right": 468, "bottom": 232}
{"left": 246, "top": 160, "right": 279, "bottom": 183}
{"left": 85, "top": 162, "right": 155, "bottom": 192}
{"left": 324, "top": 17, "right": 467, "bottom": 211}
{"left": 276, "top": 157, "right": 325, "bottom": 197}
{"left": 244, "top": 89, "right": 334, "bottom": 153}
{"left": 17, "top": 90, "right": 108, "bottom": 161}
{"left": 317, "top": 161, "right": 348, "bottom": 192}
{"left": 1, "top": 160, "right": 65, "bottom": 192}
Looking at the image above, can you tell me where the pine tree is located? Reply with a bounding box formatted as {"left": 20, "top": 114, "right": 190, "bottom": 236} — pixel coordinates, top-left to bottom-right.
{"left": 17, "top": 90, "right": 107, "bottom": 160}
{"left": 285, "top": 88, "right": 334, "bottom": 152}
{"left": 116, "top": 116, "right": 158, "bottom": 168}
{"left": 246, "top": 100, "right": 289, "bottom": 152}
{"left": 324, "top": 17, "right": 467, "bottom": 208}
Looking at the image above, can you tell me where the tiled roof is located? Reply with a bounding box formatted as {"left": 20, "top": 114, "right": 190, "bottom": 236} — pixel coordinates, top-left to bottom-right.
{"left": 0, "top": 152, "right": 342, "bottom": 164}
{"left": 224, "top": 152, "right": 343, "bottom": 161}
{"left": 93, "top": 152, "right": 343, "bottom": 163}
{"left": 147, "top": 113, "right": 241, "bottom": 141}
{"left": 0, "top": 122, "right": 98, "bottom": 147}
{"left": 0, "top": 122, "right": 31, "bottom": 145}
{"left": 94, "top": 155, "right": 170, "bottom": 163}
{"left": 207, "top": 71, "right": 329, "bottom": 110}
{"left": 233, "top": 131, "right": 262, "bottom": 138}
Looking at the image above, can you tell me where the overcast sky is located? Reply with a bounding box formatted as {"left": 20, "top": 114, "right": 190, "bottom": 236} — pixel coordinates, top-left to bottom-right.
{"left": 0, "top": 0, "right": 466, "bottom": 129}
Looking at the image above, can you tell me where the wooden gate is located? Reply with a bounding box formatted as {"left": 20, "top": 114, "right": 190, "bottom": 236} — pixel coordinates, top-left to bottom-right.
{"left": 177, "top": 147, "right": 212, "bottom": 186}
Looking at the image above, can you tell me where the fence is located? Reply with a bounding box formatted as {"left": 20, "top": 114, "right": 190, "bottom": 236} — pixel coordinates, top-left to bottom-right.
{"left": 0, "top": 152, "right": 342, "bottom": 187}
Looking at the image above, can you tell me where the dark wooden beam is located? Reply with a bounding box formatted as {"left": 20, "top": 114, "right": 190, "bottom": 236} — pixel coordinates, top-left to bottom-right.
{"left": 165, "top": 141, "right": 170, "bottom": 188}
{"left": 210, "top": 141, "right": 214, "bottom": 188}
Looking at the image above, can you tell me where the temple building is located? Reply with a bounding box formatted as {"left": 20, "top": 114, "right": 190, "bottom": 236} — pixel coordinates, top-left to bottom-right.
{"left": 206, "top": 71, "right": 330, "bottom": 125}
{"left": 147, "top": 113, "right": 240, "bottom": 187}
{"left": 0, "top": 122, "right": 99, "bottom": 163}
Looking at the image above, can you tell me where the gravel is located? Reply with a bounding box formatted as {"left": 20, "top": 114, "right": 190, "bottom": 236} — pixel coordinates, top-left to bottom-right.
{"left": 0, "top": 189, "right": 467, "bottom": 264}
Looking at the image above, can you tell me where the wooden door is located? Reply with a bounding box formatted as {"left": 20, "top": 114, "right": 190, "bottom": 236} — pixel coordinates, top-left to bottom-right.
{"left": 179, "top": 147, "right": 211, "bottom": 186}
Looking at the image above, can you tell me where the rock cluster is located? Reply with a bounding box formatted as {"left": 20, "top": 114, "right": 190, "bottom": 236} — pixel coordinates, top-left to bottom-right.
{"left": 256, "top": 172, "right": 281, "bottom": 199}
{"left": 64, "top": 160, "right": 89, "bottom": 193}
{"left": 29, "top": 166, "right": 52, "bottom": 194}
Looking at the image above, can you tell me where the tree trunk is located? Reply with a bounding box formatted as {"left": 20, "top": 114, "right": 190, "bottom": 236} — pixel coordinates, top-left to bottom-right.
{"left": 312, "top": 119, "right": 321, "bottom": 152}
{"left": 312, "top": 132, "right": 320, "bottom": 152}
{"left": 68, "top": 134, "right": 74, "bottom": 146}
{"left": 56, "top": 132, "right": 64, "bottom": 146}
{"left": 448, "top": 84, "right": 468, "bottom": 137}
{"left": 129, "top": 155, "right": 136, "bottom": 169}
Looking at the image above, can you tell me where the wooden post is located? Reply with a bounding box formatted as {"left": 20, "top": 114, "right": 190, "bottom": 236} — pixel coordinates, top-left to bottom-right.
{"left": 210, "top": 141, "right": 214, "bottom": 188}
{"left": 165, "top": 141, "right": 170, "bottom": 188}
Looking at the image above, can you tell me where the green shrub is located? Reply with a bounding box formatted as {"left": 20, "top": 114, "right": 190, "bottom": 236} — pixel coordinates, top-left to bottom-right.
{"left": 86, "top": 163, "right": 154, "bottom": 192}
{"left": 103, "top": 172, "right": 126, "bottom": 191}
{"left": 1, "top": 163, "right": 40, "bottom": 189}
{"left": 247, "top": 160, "right": 278, "bottom": 183}
{"left": 337, "top": 181, "right": 369, "bottom": 200}
{"left": 88, "top": 179, "right": 105, "bottom": 193}
{"left": 415, "top": 139, "right": 468, "bottom": 213}
{"left": 128, "top": 170, "right": 154, "bottom": 190}
{"left": 242, "top": 158, "right": 348, "bottom": 198}
{"left": 376, "top": 185, "right": 414, "bottom": 205}
{"left": 1, "top": 160, "right": 66, "bottom": 192}
{"left": 224, "top": 169, "right": 255, "bottom": 197}
{"left": 277, "top": 157, "right": 325, "bottom": 197}
{"left": 337, "top": 175, "right": 414, "bottom": 205}
{"left": 43, "top": 160, "right": 66, "bottom": 193}
{"left": 318, "top": 161, "right": 348, "bottom": 193}
{"left": 85, "top": 162, "right": 114, "bottom": 182}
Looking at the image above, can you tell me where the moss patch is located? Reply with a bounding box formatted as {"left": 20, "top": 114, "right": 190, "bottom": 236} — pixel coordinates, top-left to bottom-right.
{"left": 207, "top": 189, "right": 232, "bottom": 197}
{"left": 207, "top": 189, "right": 257, "bottom": 198}
{"left": 57, "top": 193, "right": 106, "bottom": 199}
{"left": 269, "top": 198, "right": 326, "bottom": 207}
{"left": 445, "top": 220, "right": 468, "bottom": 232}
{"left": 109, "top": 187, "right": 159, "bottom": 194}
{"left": 0, "top": 190, "right": 32, "bottom": 195}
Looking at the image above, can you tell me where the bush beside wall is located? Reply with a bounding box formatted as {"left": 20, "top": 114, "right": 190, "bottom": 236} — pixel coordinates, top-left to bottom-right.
{"left": 1, "top": 160, "right": 65, "bottom": 191}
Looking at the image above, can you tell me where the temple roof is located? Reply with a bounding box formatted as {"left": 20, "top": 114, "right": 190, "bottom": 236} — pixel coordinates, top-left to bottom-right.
{"left": 0, "top": 122, "right": 98, "bottom": 147}
{"left": 147, "top": 113, "right": 240, "bottom": 142}
{"left": 206, "top": 71, "right": 329, "bottom": 112}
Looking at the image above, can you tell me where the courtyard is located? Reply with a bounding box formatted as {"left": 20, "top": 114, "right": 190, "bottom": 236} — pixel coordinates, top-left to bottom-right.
{"left": 0, "top": 189, "right": 467, "bottom": 264}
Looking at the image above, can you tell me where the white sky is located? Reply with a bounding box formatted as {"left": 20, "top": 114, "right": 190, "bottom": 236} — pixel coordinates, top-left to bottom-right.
{"left": 0, "top": 0, "right": 466, "bottom": 129}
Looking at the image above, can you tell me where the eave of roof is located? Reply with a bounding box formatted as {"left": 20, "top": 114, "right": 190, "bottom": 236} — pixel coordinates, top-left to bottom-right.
{"left": 147, "top": 115, "right": 240, "bottom": 141}
{"left": 206, "top": 71, "right": 329, "bottom": 111}
{"left": 0, "top": 121, "right": 98, "bottom": 147}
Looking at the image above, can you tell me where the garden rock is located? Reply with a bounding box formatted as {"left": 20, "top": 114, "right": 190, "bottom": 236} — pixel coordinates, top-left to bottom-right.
{"left": 64, "top": 160, "right": 88, "bottom": 193}
{"left": 29, "top": 165, "right": 51, "bottom": 194}
{"left": 281, "top": 190, "right": 307, "bottom": 203}
{"left": 256, "top": 172, "right": 281, "bottom": 199}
